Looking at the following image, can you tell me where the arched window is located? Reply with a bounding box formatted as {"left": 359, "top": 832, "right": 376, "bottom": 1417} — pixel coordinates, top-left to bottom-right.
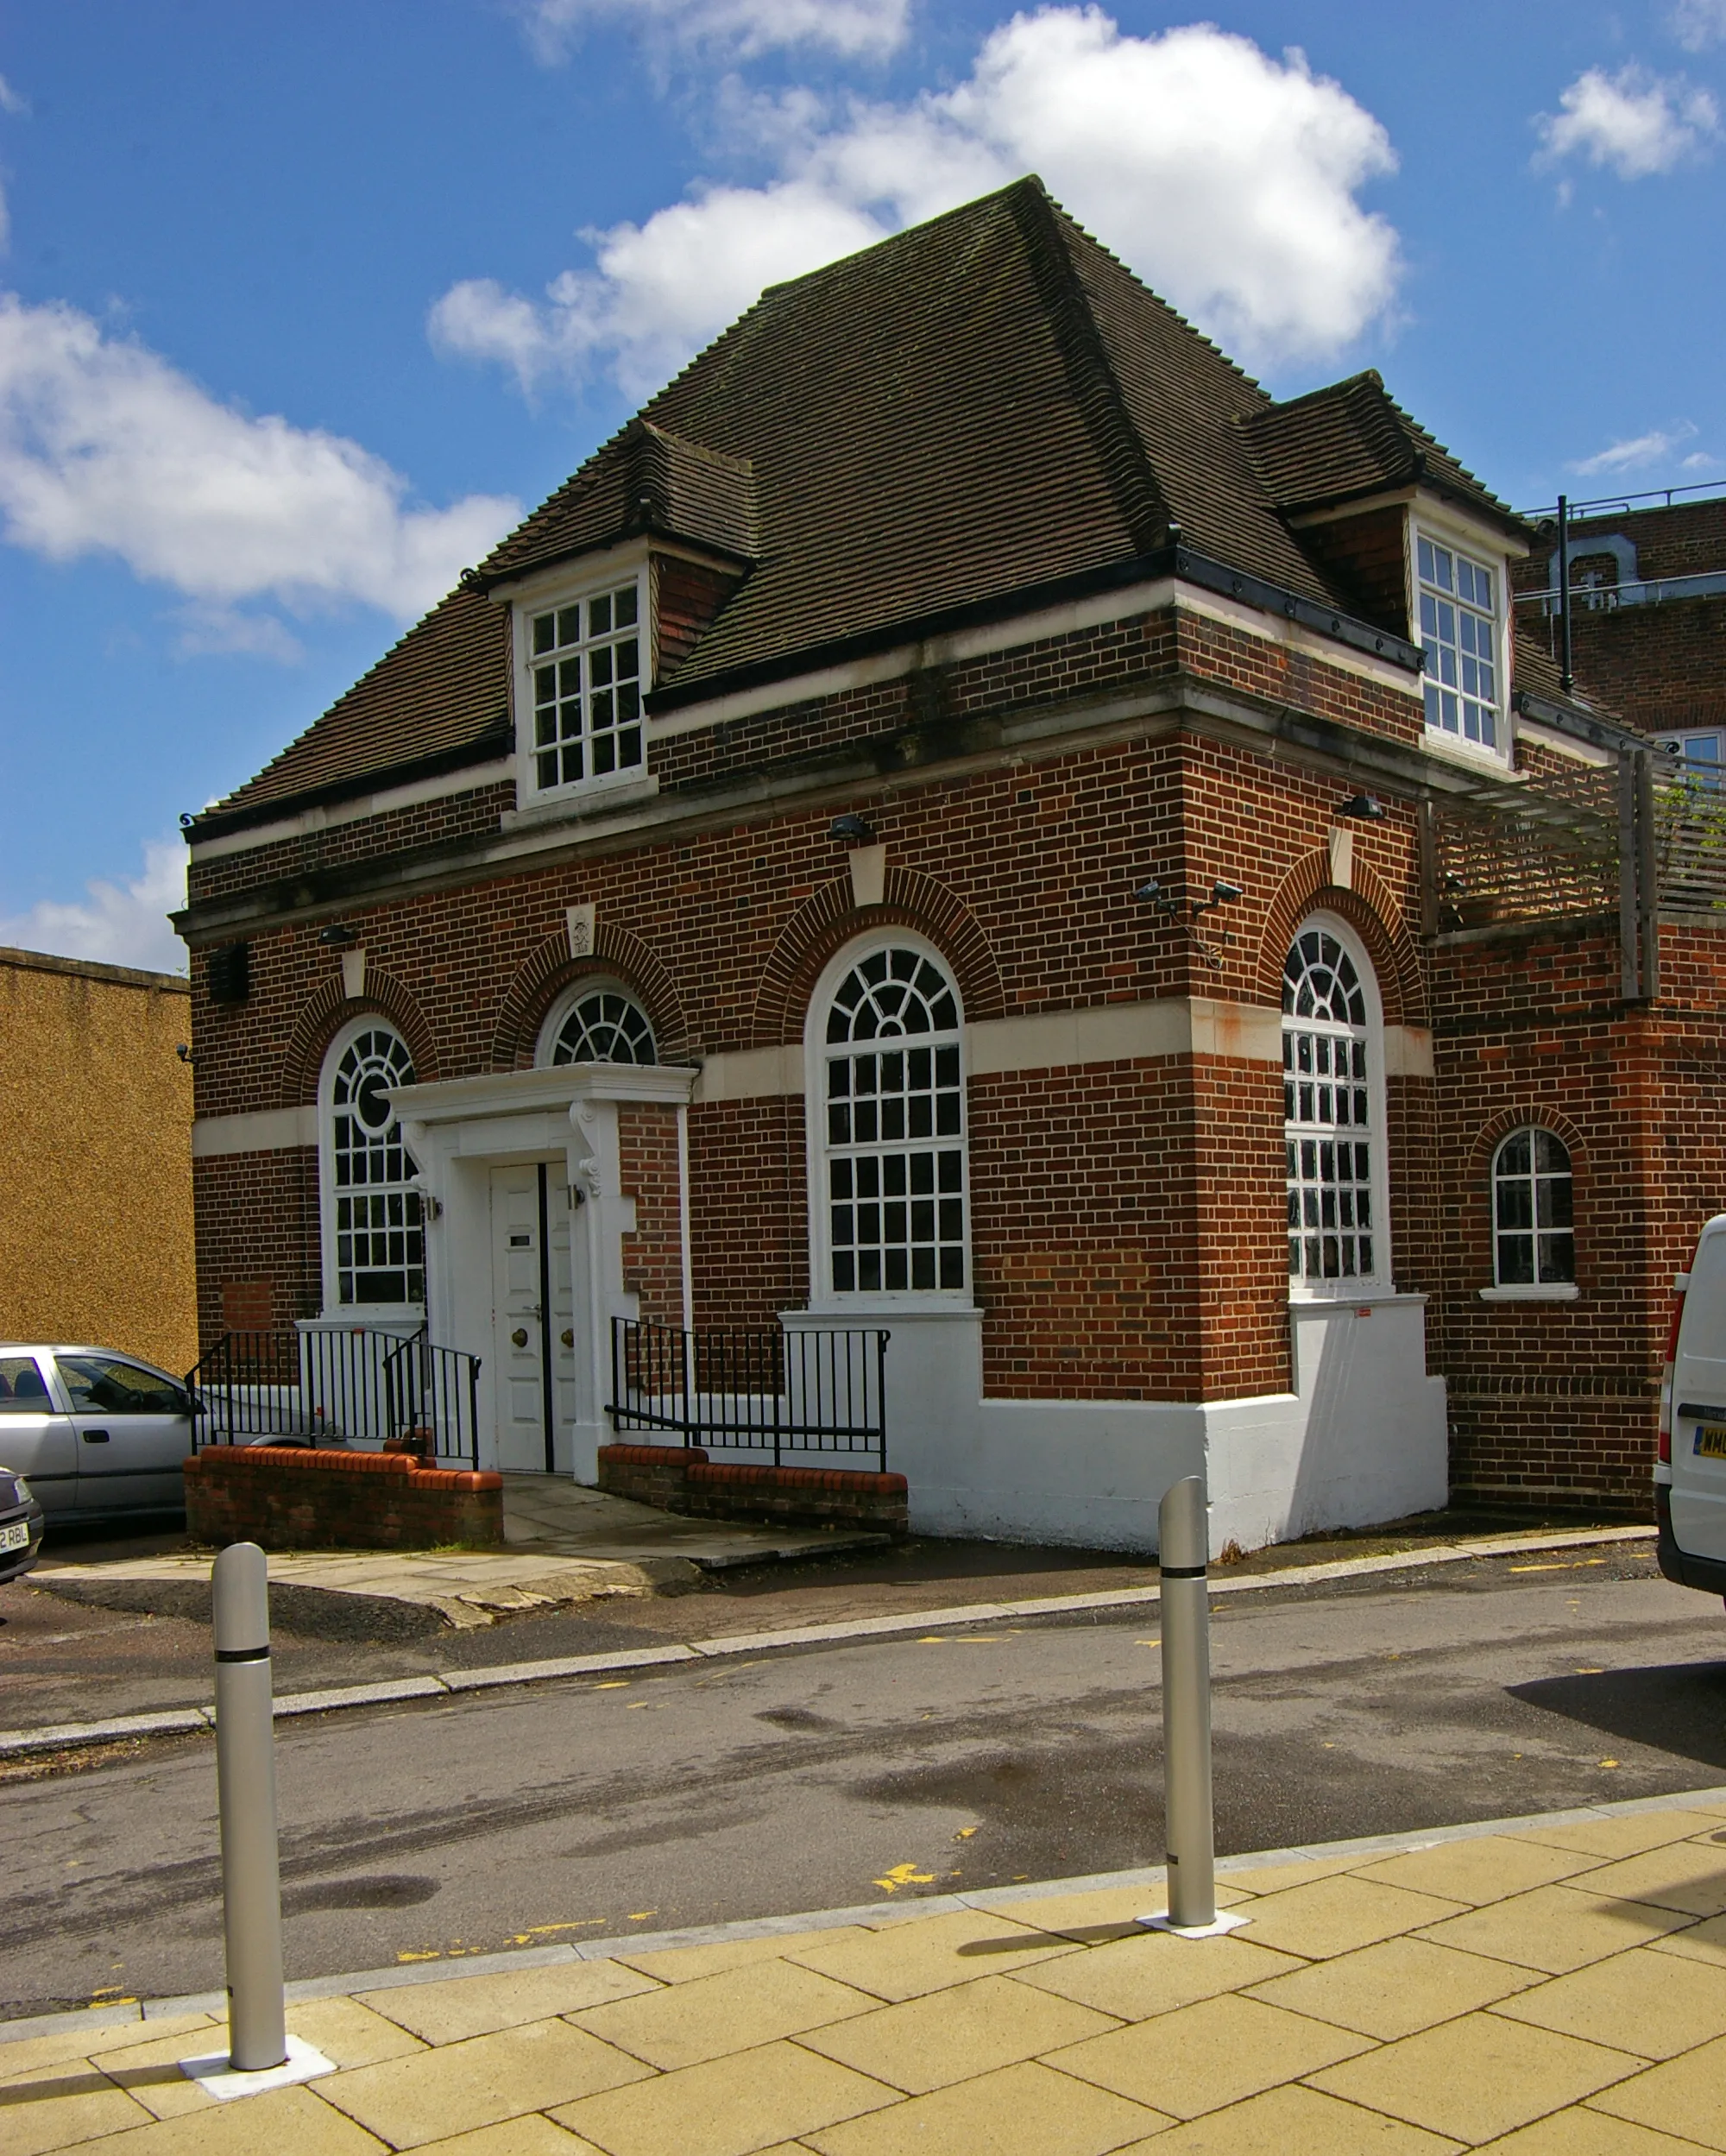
{"left": 1282, "top": 919, "right": 1387, "bottom": 1289}
{"left": 322, "top": 1022, "right": 423, "bottom": 1308}
{"left": 816, "top": 942, "right": 967, "bottom": 1295}
{"left": 539, "top": 983, "right": 657, "bottom": 1066}
{"left": 1493, "top": 1129, "right": 1574, "bottom": 1286}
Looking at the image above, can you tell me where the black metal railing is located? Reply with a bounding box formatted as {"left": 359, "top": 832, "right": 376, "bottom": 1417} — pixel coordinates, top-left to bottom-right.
{"left": 608, "top": 1317, "right": 889, "bottom": 1471}
{"left": 187, "top": 1326, "right": 481, "bottom": 1469}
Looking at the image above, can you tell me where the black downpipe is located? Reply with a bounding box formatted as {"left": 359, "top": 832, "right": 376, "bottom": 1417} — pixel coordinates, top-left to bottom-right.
{"left": 536, "top": 1163, "right": 556, "bottom": 1474}
{"left": 1557, "top": 493, "right": 1573, "bottom": 695}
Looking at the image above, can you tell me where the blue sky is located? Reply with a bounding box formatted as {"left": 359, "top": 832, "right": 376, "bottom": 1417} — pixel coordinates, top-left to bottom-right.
{"left": 0, "top": 0, "right": 1722, "bottom": 970}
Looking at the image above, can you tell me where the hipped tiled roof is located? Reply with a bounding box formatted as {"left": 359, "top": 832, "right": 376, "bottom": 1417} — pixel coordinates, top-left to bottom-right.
{"left": 1240, "top": 372, "right": 1516, "bottom": 530}
{"left": 204, "top": 178, "right": 1526, "bottom": 827}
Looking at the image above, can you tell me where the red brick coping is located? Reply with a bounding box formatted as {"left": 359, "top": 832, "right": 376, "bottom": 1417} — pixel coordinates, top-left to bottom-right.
{"left": 184, "top": 1443, "right": 504, "bottom": 1550}
{"left": 598, "top": 1443, "right": 907, "bottom": 1535}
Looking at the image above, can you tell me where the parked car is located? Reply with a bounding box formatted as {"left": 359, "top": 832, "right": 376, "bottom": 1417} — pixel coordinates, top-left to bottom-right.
{"left": 0, "top": 1346, "right": 197, "bottom": 1522}
{"left": 1658, "top": 1223, "right": 1726, "bottom": 1606}
{"left": 0, "top": 1466, "right": 45, "bottom": 1581}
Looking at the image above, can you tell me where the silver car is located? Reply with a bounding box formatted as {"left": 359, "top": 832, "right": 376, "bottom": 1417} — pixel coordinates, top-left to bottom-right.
{"left": 0, "top": 1345, "right": 194, "bottom": 1522}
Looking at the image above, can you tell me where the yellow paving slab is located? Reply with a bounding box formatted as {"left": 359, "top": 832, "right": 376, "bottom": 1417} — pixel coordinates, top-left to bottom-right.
{"left": 0, "top": 2062, "right": 154, "bottom": 2156}
{"left": 801, "top": 2056, "right": 1169, "bottom": 2156}
{"left": 1215, "top": 1854, "right": 1369, "bottom": 1894}
{"left": 1117, "top": 2078, "right": 1464, "bottom": 2153}
{"left": 0, "top": 2014, "right": 219, "bottom": 2082}
{"left": 1244, "top": 1934, "right": 1541, "bottom": 2040}
{"left": 1047, "top": 1990, "right": 1371, "bottom": 2119}
{"left": 316, "top": 2017, "right": 652, "bottom": 2148}
{"left": 1510, "top": 1812, "right": 1726, "bottom": 1862}
{"left": 86, "top": 2029, "right": 227, "bottom": 2122}
{"left": 287, "top": 1996, "right": 429, "bottom": 2067}
{"left": 1001, "top": 1881, "right": 1246, "bottom": 1942}
{"left": 1307, "top": 2011, "right": 1646, "bottom": 2143}
{"left": 40, "top": 2084, "right": 389, "bottom": 2152}
{"left": 1351, "top": 1836, "right": 1599, "bottom": 1907}
{"left": 550, "top": 2036, "right": 896, "bottom": 2156}
{"left": 1575, "top": 1843, "right": 1726, "bottom": 1920}
{"left": 1654, "top": 1915, "right": 1726, "bottom": 1970}
{"left": 413, "top": 2119, "right": 604, "bottom": 2154}
{"left": 1473, "top": 2108, "right": 1720, "bottom": 2153}
{"left": 797, "top": 1971, "right": 1117, "bottom": 2093}
{"left": 1013, "top": 1929, "right": 1305, "bottom": 2022}
{"left": 1490, "top": 1944, "right": 1726, "bottom": 2058}
{"left": 615, "top": 1928, "right": 872, "bottom": 1985}
{"left": 1587, "top": 2030, "right": 1726, "bottom": 2149}
{"left": 570, "top": 1958, "right": 876, "bottom": 2070}
{"left": 358, "top": 1960, "right": 660, "bottom": 2043}
{"left": 1225, "top": 1874, "right": 1467, "bottom": 1960}
{"left": 783, "top": 1908, "right": 1078, "bottom": 2002}
{"left": 1416, "top": 1882, "right": 1698, "bottom": 1973}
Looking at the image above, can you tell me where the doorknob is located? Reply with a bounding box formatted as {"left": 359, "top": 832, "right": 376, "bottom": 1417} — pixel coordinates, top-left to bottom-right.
{"left": 511, "top": 1328, "right": 529, "bottom": 1348}
{"left": 561, "top": 1329, "right": 573, "bottom": 1347}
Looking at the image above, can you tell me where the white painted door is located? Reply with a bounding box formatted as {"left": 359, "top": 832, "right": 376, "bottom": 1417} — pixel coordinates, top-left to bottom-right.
{"left": 488, "top": 1163, "right": 578, "bottom": 1474}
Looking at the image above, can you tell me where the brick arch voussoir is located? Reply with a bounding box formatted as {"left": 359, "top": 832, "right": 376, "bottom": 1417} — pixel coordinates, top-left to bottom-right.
{"left": 1469, "top": 1104, "right": 1588, "bottom": 1177}
{"left": 281, "top": 969, "right": 440, "bottom": 1109}
{"left": 751, "top": 869, "right": 1005, "bottom": 1049}
{"left": 1256, "top": 849, "right": 1426, "bottom": 1028}
{"left": 490, "top": 924, "right": 690, "bottom": 1071}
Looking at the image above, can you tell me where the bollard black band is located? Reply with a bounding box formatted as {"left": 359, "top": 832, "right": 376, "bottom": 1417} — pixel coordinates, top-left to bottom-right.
{"left": 215, "top": 1645, "right": 271, "bottom": 1662}
{"left": 1159, "top": 1563, "right": 1208, "bottom": 1579}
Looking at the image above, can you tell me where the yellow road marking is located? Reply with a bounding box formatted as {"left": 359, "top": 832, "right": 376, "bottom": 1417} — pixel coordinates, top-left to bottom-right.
{"left": 627, "top": 1910, "right": 657, "bottom": 1922}
{"left": 1509, "top": 1558, "right": 1608, "bottom": 1573}
{"left": 874, "top": 1862, "right": 937, "bottom": 1892}
{"left": 595, "top": 1680, "right": 631, "bottom": 1690}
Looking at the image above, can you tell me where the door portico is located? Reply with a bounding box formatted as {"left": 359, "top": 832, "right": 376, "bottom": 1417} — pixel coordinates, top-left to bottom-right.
{"left": 388, "top": 1062, "right": 696, "bottom": 1478}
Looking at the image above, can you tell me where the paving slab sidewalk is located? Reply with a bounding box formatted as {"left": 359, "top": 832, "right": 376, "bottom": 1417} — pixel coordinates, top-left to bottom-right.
{"left": 28, "top": 1476, "right": 894, "bottom": 1639}
{"left": 8, "top": 1787, "right": 1726, "bottom": 2153}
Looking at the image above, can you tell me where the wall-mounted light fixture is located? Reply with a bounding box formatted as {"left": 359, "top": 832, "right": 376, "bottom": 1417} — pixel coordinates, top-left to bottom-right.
{"left": 830, "top": 813, "right": 874, "bottom": 843}
{"left": 1340, "top": 793, "right": 1387, "bottom": 820}
{"left": 175, "top": 1043, "right": 195, "bottom": 1066}
{"left": 317, "top": 924, "right": 360, "bottom": 948}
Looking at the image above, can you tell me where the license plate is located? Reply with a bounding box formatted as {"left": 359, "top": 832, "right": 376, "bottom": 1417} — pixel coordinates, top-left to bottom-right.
{"left": 0, "top": 1519, "right": 28, "bottom": 1553}
{"left": 1695, "top": 1425, "right": 1726, "bottom": 1459}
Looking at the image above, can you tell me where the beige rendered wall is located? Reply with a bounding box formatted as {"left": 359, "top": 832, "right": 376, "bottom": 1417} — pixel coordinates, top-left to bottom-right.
{"left": 0, "top": 946, "right": 196, "bottom": 1374}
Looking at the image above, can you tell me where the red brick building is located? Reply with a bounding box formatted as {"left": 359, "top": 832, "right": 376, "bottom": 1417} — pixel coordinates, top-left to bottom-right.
{"left": 177, "top": 179, "right": 1714, "bottom": 1551}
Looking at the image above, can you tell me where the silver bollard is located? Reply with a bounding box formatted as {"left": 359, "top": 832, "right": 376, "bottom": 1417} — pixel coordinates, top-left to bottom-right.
{"left": 212, "top": 1542, "right": 287, "bottom": 2072}
{"left": 1159, "top": 1475, "right": 1216, "bottom": 1928}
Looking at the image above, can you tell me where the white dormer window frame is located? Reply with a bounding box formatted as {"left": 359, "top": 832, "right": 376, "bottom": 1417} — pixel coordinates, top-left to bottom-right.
{"left": 1412, "top": 511, "right": 1511, "bottom": 767}
{"left": 511, "top": 549, "right": 651, "bottom": 807}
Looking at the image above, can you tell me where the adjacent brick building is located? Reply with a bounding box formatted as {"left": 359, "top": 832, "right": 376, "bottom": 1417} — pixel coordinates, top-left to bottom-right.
{"left": 176, "top": 178, "right": 1717, "bottom": 1551}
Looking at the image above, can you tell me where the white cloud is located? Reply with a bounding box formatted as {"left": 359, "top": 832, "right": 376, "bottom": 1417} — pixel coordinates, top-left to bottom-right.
{"left": 437, "top": 8, "right": 1401, "bottom": 392}
{"left": 1569, "top": 421, "right": 1701, "bottom": 475}
{"left": 0, "top": 293, "right": 520, "bottom": 625}
{"left": 1536, "top": 64, "right": 1719, "bottom": 179}
{"left": 515, "top": 0, "right": 910, "bottom": 65}
{"left": 1671, "top": 0, "right": 1726, "bottom": 51}
{"left": 0, "top": 74, "right": 27, "bottom": 117}
{"left": 0, "top": 836, "right": 186, "bottom": 975}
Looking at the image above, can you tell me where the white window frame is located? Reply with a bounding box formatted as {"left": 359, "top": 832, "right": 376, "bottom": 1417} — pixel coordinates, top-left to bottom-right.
{"left": 511, "top": 548, "right": 650, "bottom": 810}
{"left": 1413, "top": 515, "right": 1510, "bottom": 767}
{"left": 318, "top": 1014, "right": 425, "bottom": 1319}
{"left": 534, "top": 979, "right": 658, "bottom": 1069}
{"left": 803, "top": 931, "right": 973, "bottom": 1313}
{"left": 1488, "top": 1126, "right": 1578, "bottom": 1295}
{"left": 1282, "top": 911, "right": 1393, "bottom": 1301}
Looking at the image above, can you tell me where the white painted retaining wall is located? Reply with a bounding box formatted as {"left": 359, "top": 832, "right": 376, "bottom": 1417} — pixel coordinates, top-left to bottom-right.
{"left": 784, "top": 1295, "right": 1446, "bottom": 1558}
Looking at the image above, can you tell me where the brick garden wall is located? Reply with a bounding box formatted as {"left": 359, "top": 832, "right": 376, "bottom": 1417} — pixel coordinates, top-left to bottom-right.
{"left": 184, "top": 1445, "right": 504, "bottom": 1550}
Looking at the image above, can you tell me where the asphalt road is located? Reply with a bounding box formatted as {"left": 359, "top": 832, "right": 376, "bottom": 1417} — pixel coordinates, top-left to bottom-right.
{"left": 5, "top": 1548, "right": 1724, "bottom": 2020}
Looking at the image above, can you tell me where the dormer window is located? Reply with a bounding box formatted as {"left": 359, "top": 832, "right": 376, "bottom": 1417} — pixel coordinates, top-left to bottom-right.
{"left": 1418, "top": 534, "right": 1501, "bottom": 752}
{"left": 526, "top": 578, "right": 643, "bottom": 795}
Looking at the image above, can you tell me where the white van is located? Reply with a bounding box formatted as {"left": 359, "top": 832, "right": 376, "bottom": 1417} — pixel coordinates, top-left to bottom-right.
{"left": 1658, "top": 1218, "right": 1726, "bottom": 1605}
